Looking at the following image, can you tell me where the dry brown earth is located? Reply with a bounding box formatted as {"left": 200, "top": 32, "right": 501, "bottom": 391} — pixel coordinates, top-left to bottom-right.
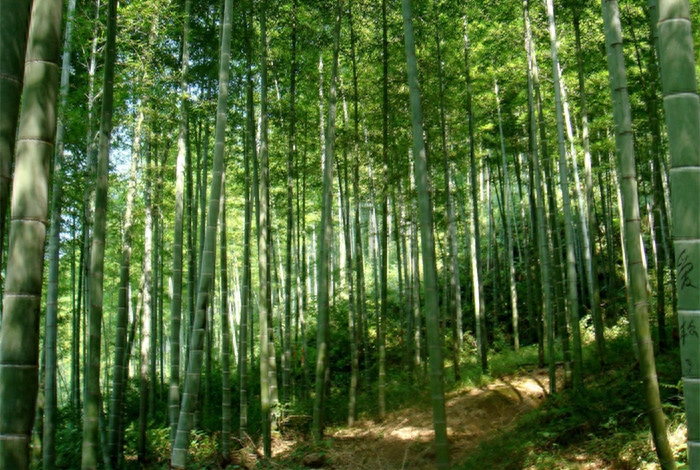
{"left": 267, "top": 370, "right": 561, "bottom": 469}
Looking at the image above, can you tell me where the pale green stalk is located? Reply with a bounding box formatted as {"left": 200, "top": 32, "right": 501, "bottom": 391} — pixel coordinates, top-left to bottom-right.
{"left": 657, "top": 0, "right": 700, "bottom": 465}
{"left": 603, "top": 1, "right": 675, "bottom": 467}
{"left": 402, "top": 0, "right": 449, "bottom": 466}
{"left": 81, "top": 0, "right": 116, "bottom": 466}
{"left": 312, "top": 0, "right": 342, "bottom": 442}
{"left": 170, "top": 0, "right": 232, "bottom": 462}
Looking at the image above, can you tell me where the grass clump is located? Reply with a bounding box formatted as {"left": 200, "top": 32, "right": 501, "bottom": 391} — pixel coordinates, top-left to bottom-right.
{"left": 457, "top": 329, "right": 686, "bottom": 469}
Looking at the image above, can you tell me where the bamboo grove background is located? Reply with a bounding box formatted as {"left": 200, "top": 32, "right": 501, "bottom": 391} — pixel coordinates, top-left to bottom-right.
{"left": 2, "top": 0, "right": 700, "bottom": 467}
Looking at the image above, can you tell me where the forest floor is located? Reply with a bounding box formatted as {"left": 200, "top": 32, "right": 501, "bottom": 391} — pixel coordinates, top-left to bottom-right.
{"left": 112, "top": 331, "right": 687, "bottom": 469}
{"left": 245, "top": 340, "right": 688, "bottom": 470}
{"left": 290, "top": 369, "right": 558, "bottom": 469}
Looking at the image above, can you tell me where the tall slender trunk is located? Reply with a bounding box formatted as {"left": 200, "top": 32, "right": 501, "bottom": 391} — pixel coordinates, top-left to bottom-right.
{"left": 559, "top": 69, "right": 593, "bottom": 315}
{"left": 545, "top": 0, "right": 583, "bottom": 389}
{"left": 411, "top": 205, "right": 422, "bottom": 372}
{"left": 338, "top": 148, "right": 357, "bottom": 425}
{"left": 220, "top": 177, "right": 231, "bottom": 457}
{"left": 312, "top": 0, "right": 341, "bottom": 443}
{"left": 138, "top": 143, "right": 154, "bottom": 463}
{"left": 311, "top": 0, "right": 342, "bottom": 442}
{"left": 75, "top": 0, "right": 103, "bottom": 415}
{"left": 157, "top": 178, "right": 165, "bottom": 401}
{"left": 572, "top": 7, "right": 606, "bottom": 365}
{"left": 43, "top": 0, "right": 77, "bottom": 466}
{"left": 266, "top": 227, "right": 279, "bottom": 422}
{"left": 151, "top": 148, "right": 162, "bottom": 417}
{"left": 239, "top": 0, "right": 255, "bottom": 438}
{"left": 524, "top": 0, "right": 554, "bottom": 390}
{"left": 299, "top": 147, "right": 310, "bottom": 398}
{"left": 604, "top": 0, "right": 675, "bottom": 466}
{"left": 637, "top": 0, "right": 671, "bottom": 353}
{"left": 170, "top": 0, "right": 232, "bottom": 461}
{"left": 169, "top": 0, "right": 191, "bottom": 444}
{"left": 283, "top": 0, "right": 298, "bottom": 407}
{"left": 378, "top": 0, "right": 389, "bottom": 420}
{"left": 239, "top": 117, "right": 251, "bottom": 435}
{"left": 72, "top": 243, "right": 83, "bottom": 411}
{"left": 106, "top": 110, "right": 142, "bottom": 470}
{"left": 81, "top": 0, "right": 116, "bottom": 465}
{"left": 370, "top": 187, "right": 380, "bottom": 357}
{"left": 355, "top": 173, "right": 368, "bottom": 387}
{"left": 463, "top": 16, "right": 487, "bottom": 372}
{"left": 347, "top": 0, "right": 361, "bottom": 424}
{"left": 529, "top": 6, "right": 570, "bottom": 387}
{"left": 393, "top": 188, "right": 410, "bottom": 371}
{"left": 435, "top": 7, "right": 463, "bottom": 375}
{"left": 258, "top": 0, "right": 273, "bottom": 457}
{"left": 195, "top": 104, "right": 209, "bottom": 429}
{"left": 351, "top": 168, "right": 364, "bottom": 400}
{"left": 495, "top": 78, "right": 519, "bottom": 351}
{"left": 185, "top": 118, "right": 197, "bottom": 393}
{"left": 294, "top": 150, "right": 304, "bottom": 398}
{"left": 402, "top": 0, "right": 449, "bottom": 467}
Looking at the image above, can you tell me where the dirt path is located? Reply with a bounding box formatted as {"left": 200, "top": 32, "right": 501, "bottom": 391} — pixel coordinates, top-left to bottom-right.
{"left": 276, "top": 370, "right": 556, "bottom": 469}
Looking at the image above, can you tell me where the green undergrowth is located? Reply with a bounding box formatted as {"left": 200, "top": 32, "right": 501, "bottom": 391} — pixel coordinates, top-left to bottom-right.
{"left": 49, "top": 317, "right": 689, "bottom": 469}
{"left": 457, "top": 328, "right": 687, "bottom": 469}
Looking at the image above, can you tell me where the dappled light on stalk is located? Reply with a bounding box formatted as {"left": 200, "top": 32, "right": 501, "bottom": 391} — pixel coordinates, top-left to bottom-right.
{"left": 0, "top": 0, "right": 61, "bottom": 467}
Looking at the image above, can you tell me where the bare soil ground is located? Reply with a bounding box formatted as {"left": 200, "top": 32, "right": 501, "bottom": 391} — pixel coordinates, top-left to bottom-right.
{"left": 269, "top": 369, "right": 562, "bottom": 469}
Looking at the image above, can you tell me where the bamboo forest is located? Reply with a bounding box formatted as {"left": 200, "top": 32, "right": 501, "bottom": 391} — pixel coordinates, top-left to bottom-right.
{"left": 4, "top": 0, "right": 700, "bottom": 468}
